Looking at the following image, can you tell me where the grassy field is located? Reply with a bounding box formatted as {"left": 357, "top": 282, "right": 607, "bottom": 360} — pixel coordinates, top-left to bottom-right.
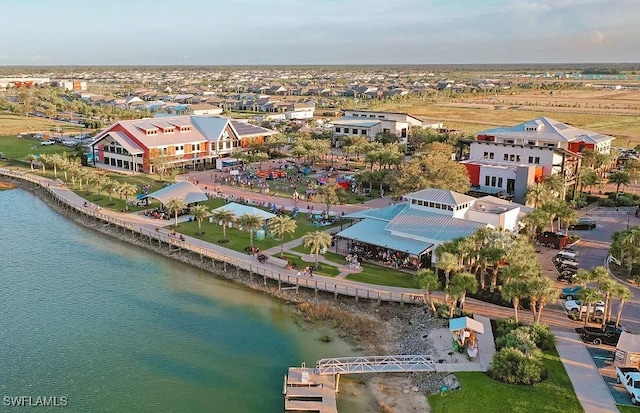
{"left": 427, "top": 349, "right": 583, "bottom": 413}
{"left": 0, "top": 113, "right": 87, "bottom": 136}
{"left": 618, "top": 406, "right": 640, "bottom": 413}
{"left": 281, "top": 253, "right": 340, "bottom": 277}
{"left": 0, "top": 135, "right": 76, "bottom": 160}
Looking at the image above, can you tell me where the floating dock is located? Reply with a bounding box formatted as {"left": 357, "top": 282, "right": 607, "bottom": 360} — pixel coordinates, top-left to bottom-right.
{"left": 284, "top": 367, "right": 337, "bottom": 413}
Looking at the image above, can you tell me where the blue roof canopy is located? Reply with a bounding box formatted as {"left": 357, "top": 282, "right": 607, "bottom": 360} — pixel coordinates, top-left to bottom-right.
{"left": 336, "top": 219, "right": 432, "bottom": 256}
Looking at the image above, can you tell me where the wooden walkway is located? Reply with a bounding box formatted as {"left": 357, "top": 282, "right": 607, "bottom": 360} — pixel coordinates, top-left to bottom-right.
{"left": 284, "top": 367, "right": 338, "bottom": 413}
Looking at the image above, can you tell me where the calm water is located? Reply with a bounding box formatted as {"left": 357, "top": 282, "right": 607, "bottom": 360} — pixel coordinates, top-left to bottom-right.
{"left": 0, "top": 189, "right": 374, "bottom": 412}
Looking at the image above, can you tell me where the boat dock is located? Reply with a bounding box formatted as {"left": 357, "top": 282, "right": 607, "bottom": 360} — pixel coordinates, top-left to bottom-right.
{"left": 284, "top": 366, "right": 337, "bottom": 413}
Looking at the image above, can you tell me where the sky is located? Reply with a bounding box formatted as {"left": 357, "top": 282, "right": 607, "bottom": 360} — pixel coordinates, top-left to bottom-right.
{"left": 1, "top": 0, "right": 639, "bottom": 65}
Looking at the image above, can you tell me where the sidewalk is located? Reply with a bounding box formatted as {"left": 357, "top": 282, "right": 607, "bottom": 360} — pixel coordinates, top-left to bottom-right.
{"left": 554, "top": 330, "right": 620, "bottom": 413}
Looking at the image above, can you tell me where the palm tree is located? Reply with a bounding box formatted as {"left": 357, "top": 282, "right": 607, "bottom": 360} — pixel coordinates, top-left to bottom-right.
{"left": 302, "top": 231, "right": 332, "bottom": 267}
{"left": 210, "top": 208, "right": 237, "bottom": 242}
{"left": 67, "top": 159, "right": 82, "bottom": 187}
{"left": 484, "top": 246, "right": 506, "bottom": 292}
{"left": 92, "top": 174, "right": 109, "bottom": 199}
{"left": 542, "top": 174, "right": 564, "bottom": 198}
{"left": 501, "top": 279, "right": 530, "bottom": 323}
{"left": 528, "top": 276, "right": 558, "bottom": 324}
{"left": 415, "top": 269, "right": 440, "bottom": 312}
{"left": 525, "top": 182, "right": 551, "bottom": 208}
{"left": 614, "top": 285, "right": 633, "bottom": 327}
{"left": 450, "top": 272, "right": 478, "bottom": 313}
{"left": 190, "top": 205, "right": 209, "bottom": 236}
{"left": 237, "top": 213, "right": 263, "bottom": 249}
{"left": 609, "top": 171, "right": 631, "bottom": 196}
{"left": 598, "top": 277, "right": 616, "bottom": 326}
{"left": 25, "top": 154, "right": 37, "bottom": 172}
{"left": 119, "top": 183, "right": 138, "bottom": 212}
{"left": 557, "top": 206, "right": 579, "bottom": 236}
{"left": 520, "top": 209, "right": 549, "bottom": 239}
{"left": 579, "top": 288, "right": 603, "bottom": 326}
{"left": 103, "top": 178, "right": 119, "bottom": 205}
{"left": 269, "top": 215, "right": 298, "bottom": 258}
{"left": 164, "top": 197, "right": 187, "bottom": 227}
{"left": 435, "top": 250, "right": 459, "bottom": 289}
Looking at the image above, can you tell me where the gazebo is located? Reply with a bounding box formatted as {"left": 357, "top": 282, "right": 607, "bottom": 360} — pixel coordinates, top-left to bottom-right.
{"left": 449, "top": 316, "right": 485, "bottom": 357}
{"left": 142, "top": 181, "right": 208, "bottom": 205}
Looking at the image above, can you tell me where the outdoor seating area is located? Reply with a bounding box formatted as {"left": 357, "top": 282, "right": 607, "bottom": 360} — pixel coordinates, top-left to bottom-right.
{"left": 346, "top": 240, "right": 425, "bottom": 271}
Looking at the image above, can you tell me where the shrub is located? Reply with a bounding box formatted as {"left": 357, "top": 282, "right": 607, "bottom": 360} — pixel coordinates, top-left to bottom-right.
{"left": 495, "top": 318, "right": 523, "bottom": 338}
{"left": 599, "top": 198, "right": 616, "bottom": 207}
{"left": 521, "top": 324, "right": 555, "bottom": 350}
{"left": 495, "top": 328, "right": 538, "bottom": 355}
{"left": 488, "top": 347, "right": 548, "bottom": 385}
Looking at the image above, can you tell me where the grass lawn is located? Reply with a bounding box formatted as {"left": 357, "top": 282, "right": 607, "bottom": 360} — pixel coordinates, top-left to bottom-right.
{"left": 280, "top": 253, "right": 340, "bottom": 277}
{"left": 0, "top": 114, "right": 88, "bottom": 136}
{"left": 428, "top": 349, "right": 583, "bottom": 413}
{"left": 618, "top": 406, "right": 640, "bottom": 413}
{"left": 345, "top": 262, "right": 418, "bottom": 288}
{"left": 0, "top": 135, "right": 76, "bottom": 160}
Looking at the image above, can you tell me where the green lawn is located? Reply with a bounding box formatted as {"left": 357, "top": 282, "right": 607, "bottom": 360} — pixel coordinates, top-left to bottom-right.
{"left": 0, "top": 135, "right": 76, "bottom": 160}
{"left": 618, "top": 406, "right": 640, "bottom": 413}
{"left": 281, "top": 253, "right": 340, "bottom": 277}
{"left": 345, "top": 262, "right": 418, "bottom": 288}
{"left": 428, "top": 349, "right": 583, "bottom": 413}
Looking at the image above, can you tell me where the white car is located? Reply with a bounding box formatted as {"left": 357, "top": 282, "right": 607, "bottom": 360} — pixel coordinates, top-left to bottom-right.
{"left": 40, "top": 140, "right": 55, "bottom": 145}
{"left": 564, "top": 300, "right": 604, "bottom": 316}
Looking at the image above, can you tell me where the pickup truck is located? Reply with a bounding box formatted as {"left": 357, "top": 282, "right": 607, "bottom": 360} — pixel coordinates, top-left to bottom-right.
{"left": 577, "top": 324, "right": 626, "bottom": 346}
{"left": 616, "top": 365, "right": 640, "bottom": 405}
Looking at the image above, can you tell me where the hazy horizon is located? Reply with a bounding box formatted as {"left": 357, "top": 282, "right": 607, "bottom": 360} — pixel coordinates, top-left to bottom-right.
{"left": 2, "top": 0, "right": 639, "bottom": 66}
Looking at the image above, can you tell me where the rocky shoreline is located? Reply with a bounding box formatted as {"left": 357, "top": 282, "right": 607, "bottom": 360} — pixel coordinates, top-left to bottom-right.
{"left": 3, "top": 176, "right": 454, "bottom": 411}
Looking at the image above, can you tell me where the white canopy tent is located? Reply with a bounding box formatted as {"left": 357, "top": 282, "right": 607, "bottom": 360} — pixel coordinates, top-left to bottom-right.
{"left": 143, "top": 181, "right": 208, "bottom": 205}
{"left": 211, "top": 202, "right": 276, "bottom": 220}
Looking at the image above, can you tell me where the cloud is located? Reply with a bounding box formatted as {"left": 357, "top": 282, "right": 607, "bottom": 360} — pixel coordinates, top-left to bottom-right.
{"left": 590, "top": 31, "right": 611, "bottom": 46}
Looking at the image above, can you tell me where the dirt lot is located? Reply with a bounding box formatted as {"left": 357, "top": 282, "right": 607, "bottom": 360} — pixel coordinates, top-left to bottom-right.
{"left": 0, "top": 113, "right": 85, "bottom": 136}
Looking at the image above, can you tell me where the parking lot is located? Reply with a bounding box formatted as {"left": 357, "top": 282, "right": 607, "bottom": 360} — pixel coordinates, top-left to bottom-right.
{"left": 585, "top": 344, "right": 638, "bottom": 407}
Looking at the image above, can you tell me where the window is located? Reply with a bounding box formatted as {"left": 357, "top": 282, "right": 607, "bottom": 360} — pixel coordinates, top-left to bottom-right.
{"left": 498, "top": 177, "right": 503, "bottom": 187}
{"left": 485, "top": 176, "right": 490, "bottom": 186}
{"left": 546, "top": 143, "right": 555, "bottom": 148}
{"left": 175, "top": 146, "right": 179, "bottom": 151}
{"left": 489, "top": 152, "right": 494, "bottom": 160}
{"left": 491, "top": 176, "right": 497, "bottom": 187}
{"left": 509, "top": 154, "right": 515, "bottom": 161}
{"left": 335, "top": 127, "right": 341, "bottom": 133}
{"left": 352, "top": 114, "right": 359, "bottom": 117}
{"left": 361, "top": 129, "right": 367, "bottom": 135}
{"left": 528, "top": 156, "right": 533, "bottom": 163}
{"left": 180, "top": 145, "right": 184, "bottom": 150}
{"left": 503, "top": 154, "right": 509, "bottom": 161}
{"left": 516, "top": 155, "right": 521, "bottom": 162}
{"left": 369, "top": 115, "right": 375, "bottom": 118}
{"left": 535, "top": 157, "right": 540, "bottom": 164}
{"left": 505, "top": 139, "right": 514, "bottom": 144}
{"left": 352, "top": 128, "right": 358, "bottom": 134}
{"left": 528, "top": 140, "right": 536, "bottom": 145}
{"left": 429, "top": 202, "right": 434, "bottom": 208}
{"left": 484, "top": 151, "right": 489, "bottom": 159}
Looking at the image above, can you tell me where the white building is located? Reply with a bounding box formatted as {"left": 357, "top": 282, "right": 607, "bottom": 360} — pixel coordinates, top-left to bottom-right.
{"left": 53, "top": 80, "right": 87, "bottom": 91}
{"left": 339, "top": 188, "right": 530, "bottom": 266}
{"left": 461, "top": 117, "right": 615, "bottom": 204}
{"left": 285, "top": 102, "right": 315, "bottom": 120}
{"left": 332, "top": 109, "right": 443, "bottom": 145}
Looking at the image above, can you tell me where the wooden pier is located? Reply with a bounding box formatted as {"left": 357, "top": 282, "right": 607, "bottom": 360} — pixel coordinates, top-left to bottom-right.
{"left": 284, "top": 367, "right": 337, "bottom": 413}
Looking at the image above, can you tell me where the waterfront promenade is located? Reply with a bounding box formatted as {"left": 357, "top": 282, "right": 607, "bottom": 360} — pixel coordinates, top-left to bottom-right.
{"left": 0, "top": 167, "right": 620, "bottom": 413}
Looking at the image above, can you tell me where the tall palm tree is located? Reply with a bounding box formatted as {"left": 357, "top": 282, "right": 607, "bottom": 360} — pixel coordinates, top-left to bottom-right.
{"left": 527, "top": 276, "right": 558, "bottom": 324}
{"left": 501, "top": 279, "right": 530, "bottom": 323}
{"left": 164, "top": 197, "right": 187, "bottom": 227}
{"left": 237, "top": 213, "right": 263, "bottom": 249}
{"left": 435, "top": 250, "right": 459, "bottom": 289}
{"left": 614, "top": 285, "right": 633, "bottom": 327}
{"left": 608, "top": 171, "right": 631, "bottom": 196}
{"left": 484, "top": 246, "right": 506, "bottom": 292}
{"left": 25, "top": 154, "right": 37, "bottom": 172}
{"left": 598, "top": 277, "right": 616, "bottom": 326}
{"left": 103, "top": 178, "right": 119, "bottom": 205}
{"left": 119, "top": 183, "right": 138, "bottom": 212}
{"left": 92, "top": 174, "right": 109, "bottom": 199}
{"left": 302, "top": 231, "right": 332, "bottom": 267}
{"left": 211, "top": 208, "right": 237, "bottom": 242}
{"left": 450, "top": 272, "right": 478, "bottom": 313}
{"left": 579, "top": 288, "right": 603, "bottom": 326}
{"left": 416, "top": 269, "right": 440, "bottom": 312}
{"left": 190, "top": 205, "right": 209, "bottom": 235}
{"left": 269, "top": 215, "right": 298, "bottom": 258}
{"left": 525, "top": 182, "right": 551, "bottom": 208}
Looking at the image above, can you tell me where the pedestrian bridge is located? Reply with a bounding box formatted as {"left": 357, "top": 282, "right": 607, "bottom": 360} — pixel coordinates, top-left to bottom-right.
{"left": 316, "top": 355, "right": 436, "bottom": 375}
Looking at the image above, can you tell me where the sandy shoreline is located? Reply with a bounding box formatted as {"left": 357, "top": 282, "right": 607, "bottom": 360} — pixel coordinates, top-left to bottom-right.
{"left": 2, "top": 177, "right": 457, "bottom": 412}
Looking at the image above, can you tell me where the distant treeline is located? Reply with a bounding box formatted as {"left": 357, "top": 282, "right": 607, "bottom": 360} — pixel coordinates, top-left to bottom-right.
{"left": 581, "top": 68, "right": 621, "bottom": 75}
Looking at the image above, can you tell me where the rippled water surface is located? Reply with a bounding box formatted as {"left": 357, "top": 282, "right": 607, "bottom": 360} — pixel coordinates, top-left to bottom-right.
{"left": 0, "top": 189, "right": 373, "bottom": 412}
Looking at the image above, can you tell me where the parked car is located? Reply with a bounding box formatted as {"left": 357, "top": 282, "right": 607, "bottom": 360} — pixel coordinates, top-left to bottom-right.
{"left": 564, "top": 300, "right": 605, "bottom": 316}
{"left": 578, "top": 324, "right": 627, "bottom": 346}
{"left": 616, "top": 365, "right": 640, "bottom": 405}
{"left": 557, "top": 271, "right": 577, "bottom": 283}
{"left": 536, "top": 231, "right": 569, "bottom": 249}
{"left": 555, "top": 250, "right": 578, "bottom": 261}
{"left": 560, "top": 285, "right": 583, "bottom": 300}
{"left": 40, "top": 140, "right": 55, "bottom": 145}
{"left": 569, "top": 218, "right": 597, "bottom": 230}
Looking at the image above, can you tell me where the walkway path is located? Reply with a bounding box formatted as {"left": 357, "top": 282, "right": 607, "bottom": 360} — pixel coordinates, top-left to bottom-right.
{"left": 0, "top": 167, "right": 620, "bottom": 413}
